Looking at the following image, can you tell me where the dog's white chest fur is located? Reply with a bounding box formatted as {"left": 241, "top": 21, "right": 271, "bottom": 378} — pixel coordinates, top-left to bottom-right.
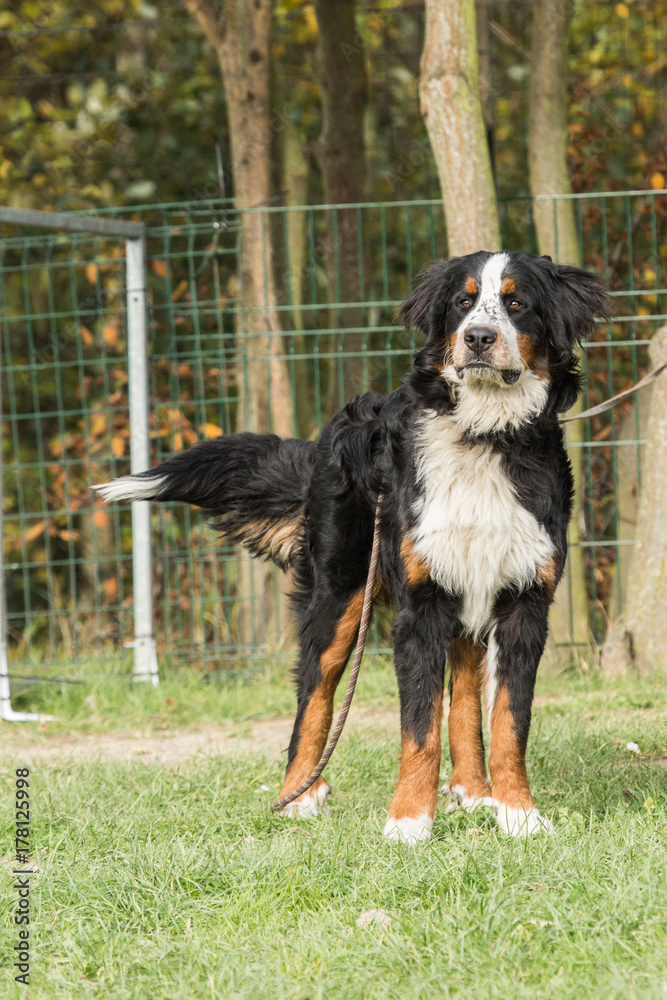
{"left": 411, "top": 412, "right": 553, "bottom": 636}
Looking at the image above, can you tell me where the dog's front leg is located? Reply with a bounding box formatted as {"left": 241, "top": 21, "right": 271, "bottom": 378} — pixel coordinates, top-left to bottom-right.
{"left": 486, "top": 585, "right": 554, "bottom": 837}
{"left": 384, "top": 585, "right": 458, "bottom": 845}
{"left": 442, "top": 636, "right": 494, "bottom": 812}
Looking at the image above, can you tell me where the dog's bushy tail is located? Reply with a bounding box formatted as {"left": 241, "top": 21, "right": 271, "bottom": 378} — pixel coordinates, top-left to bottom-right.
{"left": 93, "top": 433, "right": 316, "bottom": 569}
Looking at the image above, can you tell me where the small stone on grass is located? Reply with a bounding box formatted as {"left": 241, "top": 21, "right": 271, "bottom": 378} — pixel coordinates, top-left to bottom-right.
{"left": 356, "top": 908, "right": 392, "bottom": 930}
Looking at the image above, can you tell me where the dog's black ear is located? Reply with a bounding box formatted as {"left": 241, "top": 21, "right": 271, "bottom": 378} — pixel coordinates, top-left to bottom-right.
{"left": 542, "top": 262, "right": 612, "bottom": 413}
{"left": 552, "top": 264, "right": 612, "bottom": 347}
{"left": 397, "top": 259, "right": 465, "bottom": 337}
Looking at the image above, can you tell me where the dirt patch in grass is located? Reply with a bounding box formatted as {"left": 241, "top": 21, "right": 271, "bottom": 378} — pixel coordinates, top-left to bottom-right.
{"left": 0, "top": 706, "right": 400, "bottom": 767}
{"left": 0, "top": 686, "right": 652, "bottom": 768}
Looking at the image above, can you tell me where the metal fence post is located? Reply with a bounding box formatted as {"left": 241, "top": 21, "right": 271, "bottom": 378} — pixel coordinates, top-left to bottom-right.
{"left": 0, "top": 206, "right": 158, "bottom": 706}
{"left": 126, "top": 234, "right": 159, "bottom": 686}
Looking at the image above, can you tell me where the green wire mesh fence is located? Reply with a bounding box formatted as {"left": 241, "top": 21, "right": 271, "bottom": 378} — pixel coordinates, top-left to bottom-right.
{"left": 0, "top": 190, "right": 665, "bottom": 679}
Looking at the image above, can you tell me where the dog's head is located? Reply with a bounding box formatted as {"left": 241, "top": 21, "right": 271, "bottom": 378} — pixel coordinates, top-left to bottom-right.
{"left": 400, "top": 251, "right": 611, "bottom": 433}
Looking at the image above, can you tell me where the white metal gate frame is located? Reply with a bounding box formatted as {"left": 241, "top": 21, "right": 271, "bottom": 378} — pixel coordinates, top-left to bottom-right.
{"left": 0, "top": 206, "right": 159, "bottom": 722}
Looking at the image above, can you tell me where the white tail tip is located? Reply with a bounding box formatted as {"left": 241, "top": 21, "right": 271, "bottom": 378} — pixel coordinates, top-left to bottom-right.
{"left": 93, "top": 474, "right": 166, "bottom": 504}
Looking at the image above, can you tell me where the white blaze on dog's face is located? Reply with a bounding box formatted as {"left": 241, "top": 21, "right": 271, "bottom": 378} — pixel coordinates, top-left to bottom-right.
{"left": 400, "top": 250, "right": 611, "bottom": 433}
{"left": 437, "top": 252, "right": 551, "bottom": 433}
{"left": 443, "top": 252, "right": 549, "bottom": 391}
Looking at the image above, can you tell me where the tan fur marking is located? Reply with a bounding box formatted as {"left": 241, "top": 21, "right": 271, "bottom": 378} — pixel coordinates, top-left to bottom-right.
{"left": 488, "top": 686, "right": 534, "bottom": 809}
{"left": 226, "top": 516, "right": 302, "bottom": 566}
{"left": 515, "top": 332, "right": 550, "bottom": 381}
{"left": 446, "top": 637, "right": 491, "bottom": 798}
{"left": 281, "top": 689, "right": 333, "bottom": 792}
{"left": 465, "top": 276, "right": 478, "bottom": 295}
{"left": 388, "top": 690, "right": 444, "bottom": 821}
{"left": 536, "top": 554, "right": 558, "bottom": 597}
{"left": 321, "top": 589, "right": 365, "bottom": 674}
{"left": 278, "top": 770, "right": 331, "bottom": 804}
{"left": 501, "top": 277, "right": 516, "bottom": 295}
{"left": 401, "top": 536, "right": 430, "bottom": 587}
{"left": 280, "top": 589, "right": 364, "bottom": 800}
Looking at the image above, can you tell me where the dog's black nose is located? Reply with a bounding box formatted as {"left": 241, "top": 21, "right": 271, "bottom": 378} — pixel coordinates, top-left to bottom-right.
{"left": 463, "top": 326, "right": 498, "bottom": 356}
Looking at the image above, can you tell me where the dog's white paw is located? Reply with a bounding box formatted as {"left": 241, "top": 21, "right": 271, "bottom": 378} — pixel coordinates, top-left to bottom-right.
{"left": 494, "top": 804, "right": 553, "bottom": 838}
{"left": 442, "top": 782, "right": 496, "bottom": 814}
{"left": 383, "top": 813, "right": 433, "bottom": 845}
{"left": 279, "top": 780, "right": 331, "bottom": 819}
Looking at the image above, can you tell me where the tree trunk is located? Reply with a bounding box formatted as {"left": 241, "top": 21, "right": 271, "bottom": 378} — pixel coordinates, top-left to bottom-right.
{"left": 420, "top": 0, "right": 500, "bottom": 255}
{"left": 601, "top": 326, "right": 667, "bottom": 676}
{"left": 475, "top": 0, "right": 495, "bottom": 177}
{"left": 528, "top": 0, "right": 578, "bottom": 263}
{"left": 528, "top": 0, "right": 589, "bottom": 659}
{"left": 182, "top": 0, "right": 292, "bottom": 439}
{"left": 182, "top": 0, "right": 293, "bottom": 651}
{"left": 607, "top": 391, "right": 650, "bottom": 621}
{"left": 314, "top": 0, "right": 367, "bottom": 412}
{"left": 281, "top": 119, "right": 312, "bottom": 439}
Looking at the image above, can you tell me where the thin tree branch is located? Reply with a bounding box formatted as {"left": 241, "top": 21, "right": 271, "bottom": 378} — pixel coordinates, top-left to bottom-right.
{"left": 182, "top": 0, "right": 227, "bottom": 48}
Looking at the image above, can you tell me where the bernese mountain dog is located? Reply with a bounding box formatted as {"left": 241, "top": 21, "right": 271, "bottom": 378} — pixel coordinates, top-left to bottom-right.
{"left": 96, "top": 250, "right": 611, "bottom": 843}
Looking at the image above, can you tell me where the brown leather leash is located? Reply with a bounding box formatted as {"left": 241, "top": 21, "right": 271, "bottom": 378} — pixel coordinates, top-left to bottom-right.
{"left": 271, "top": 493, "right": 383, "bottom": 813}
{"left": 270, "top": 362, "right": 666, "bottom": 814}
{"left": 559, "top": 362, "right": 667, "bottom": 422}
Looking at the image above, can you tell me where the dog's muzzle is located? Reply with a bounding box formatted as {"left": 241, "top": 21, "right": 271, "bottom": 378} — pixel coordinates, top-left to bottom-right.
{"left": 454, "top": 362, "right": 521, "bottom": 385}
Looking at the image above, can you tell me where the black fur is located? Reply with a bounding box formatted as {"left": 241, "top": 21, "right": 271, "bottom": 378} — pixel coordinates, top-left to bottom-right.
{"left": 123, "top": 434, "right": 315, "bottom": 569}
{"left": 98, "top": 251, "right": 611, "bottom": 833}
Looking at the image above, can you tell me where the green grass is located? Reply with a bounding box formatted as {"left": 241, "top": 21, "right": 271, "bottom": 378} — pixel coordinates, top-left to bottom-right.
{"left": 2, "top": 666, "right": 667, "bottom": 999}
{"left": 6, "top": 653, "right": 667, "bottom": 740}
{"left": 4, "top": 654, "right": 401, "bottom": 739}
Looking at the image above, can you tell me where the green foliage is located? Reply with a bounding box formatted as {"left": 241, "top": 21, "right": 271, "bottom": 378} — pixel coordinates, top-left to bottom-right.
{"left": 0, "top": 1, "right": 226, "bottom": 210}
{"left": 569, "top": 0, "right": 667, "bottom": 192}
{"left": 1, "top": 1, "right": 664, "bottom": 211}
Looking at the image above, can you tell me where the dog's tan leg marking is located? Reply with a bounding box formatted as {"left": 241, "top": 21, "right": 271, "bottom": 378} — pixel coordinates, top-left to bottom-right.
{"left": 279, "top": 590, "right": 364, "bottom": 817}
{"left": 384, "top": 689, "right": 443, "bottom": 844}
{"left": 488, "top": 686, "right": 533, "bottom": 809}
{"left": 442, "top": 637, "right": 494, "bottom": 812}
{"left": 488, "top": 686, "right": 552, "bottom": 836}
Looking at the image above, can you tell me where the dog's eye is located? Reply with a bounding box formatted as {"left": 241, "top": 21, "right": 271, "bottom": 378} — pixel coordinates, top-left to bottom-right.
{"left": 458, "top": 297, "right": 472, "bottom": 310}
{"left": 509, "top": 299, "right": 524, "bottom": 310}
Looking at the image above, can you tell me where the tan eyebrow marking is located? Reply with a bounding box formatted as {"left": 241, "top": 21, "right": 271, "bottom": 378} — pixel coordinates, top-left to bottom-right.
{"left": 464, "top": 277, "right": 478, "bottom": 295}
{"left": 501, "top": 277, "right": 516, "bottom": 295}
